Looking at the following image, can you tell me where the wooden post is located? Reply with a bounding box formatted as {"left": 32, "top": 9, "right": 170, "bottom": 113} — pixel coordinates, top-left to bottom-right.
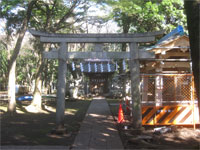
{"left": 155, "top": 75, "right": 163, "bottom": 106}
{"left": 56, "top": 42, "right": 67, "bottom": 130}
{"left": 142, "top": 76, "right": 148, "bottom": 102}
{"left": 123, "top": 76, "right": 126, "bottom": 98}
{"left": 192, "top": 75, "right": 196, "bottom": 130}
{"left": 129, "top": 42, "right": 142, "bottom": 129}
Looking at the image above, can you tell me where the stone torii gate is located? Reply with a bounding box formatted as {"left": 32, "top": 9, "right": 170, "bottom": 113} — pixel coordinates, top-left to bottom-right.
{"left": 30, "top": 30, "right": 163, "bottom": 130}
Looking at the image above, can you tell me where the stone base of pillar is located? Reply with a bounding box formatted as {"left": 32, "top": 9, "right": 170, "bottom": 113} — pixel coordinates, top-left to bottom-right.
{"left": 51, "top": 127, "right": 71, "bottom": 136}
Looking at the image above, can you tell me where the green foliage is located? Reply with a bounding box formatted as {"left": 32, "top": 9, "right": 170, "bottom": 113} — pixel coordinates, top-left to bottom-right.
{"left": 16, "top": 48, "right": 38, "bottom": 86}
{"left": 14, "top": 46, "right": 59, "bottom": 90}
{"left": 41, "top": 59, "right": 58, "bottom": 91}
{"left": 0, "top": 44, "right": 8, "bottom": 90}
{"left": 97, "top": 0, "right": 187, "bottom": 33}
{"left": 0, "top": 0, "right": 28, "bottom": 34}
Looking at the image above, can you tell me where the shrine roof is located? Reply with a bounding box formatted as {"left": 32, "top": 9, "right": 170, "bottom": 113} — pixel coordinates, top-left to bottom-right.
{"left": 146, "top": 25, "right": 187, "bottom": 51}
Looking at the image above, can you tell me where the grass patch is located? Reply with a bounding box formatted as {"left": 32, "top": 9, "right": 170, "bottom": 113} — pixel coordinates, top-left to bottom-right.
{"left": 0, "top": 99, "right": 91, "bottom": 146}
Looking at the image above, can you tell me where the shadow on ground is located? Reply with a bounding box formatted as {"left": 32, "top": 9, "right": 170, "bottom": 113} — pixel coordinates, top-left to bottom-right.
{"left": 0, "top": 99, "right": 91, "bottom": 146}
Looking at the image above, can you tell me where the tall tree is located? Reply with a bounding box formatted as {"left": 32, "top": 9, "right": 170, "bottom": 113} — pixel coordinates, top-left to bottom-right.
{"left": 0, "top": 0, "right": 37, "bottom": 114}
{"left": 95, "top": 0, "right": 186, "bottom": 33}
{"left": 26, "top": 0, "right": 89, "bottom": 111}
{"left": 184, "top": 0, "right": 200, "bottom": 116}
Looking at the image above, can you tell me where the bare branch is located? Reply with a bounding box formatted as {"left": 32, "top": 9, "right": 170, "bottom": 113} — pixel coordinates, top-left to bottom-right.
{"left": 53, "top": 0, "right": 79, "bottom": 31}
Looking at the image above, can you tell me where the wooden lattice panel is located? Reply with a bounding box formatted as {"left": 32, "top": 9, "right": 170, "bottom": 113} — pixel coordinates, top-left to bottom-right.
{"left": 141, "top": 74, "right": 197, "bottom": 102}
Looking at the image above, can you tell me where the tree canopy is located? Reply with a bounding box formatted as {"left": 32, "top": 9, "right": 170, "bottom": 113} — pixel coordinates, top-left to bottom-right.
{"left": 94, "top": 0, "right": 186, "bottom": 33}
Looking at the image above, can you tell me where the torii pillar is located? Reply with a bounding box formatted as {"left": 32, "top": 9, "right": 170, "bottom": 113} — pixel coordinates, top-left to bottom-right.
{"left": 56, "top": 42, "right": 67, "bottom": 130}
{"left": 129, "top": 42, "right": 142, "bottom": 129}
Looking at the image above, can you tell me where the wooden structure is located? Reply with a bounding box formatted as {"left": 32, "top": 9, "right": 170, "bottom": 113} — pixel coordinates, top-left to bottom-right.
{"left": 138, "top": 26, "right": 199, "bottom": 126}
{"left": 141, "top": 35, "right": 191, "bottom": 74}
{"left": 30, "top": 29, "right": 163, "bottom": 129}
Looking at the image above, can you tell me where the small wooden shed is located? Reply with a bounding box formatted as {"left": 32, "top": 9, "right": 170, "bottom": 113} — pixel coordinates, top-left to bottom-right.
{"left": 141, "top": 35, "right": 190, "bottom": 74}
{"left": 139, "top": 26, "right": 199, "bottom": 126}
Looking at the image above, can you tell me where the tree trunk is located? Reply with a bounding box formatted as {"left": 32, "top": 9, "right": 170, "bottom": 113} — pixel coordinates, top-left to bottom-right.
{"left": 7, "top": 20, "right": 28, "bottom": 114}
{"left": 7, "top": 61, "right": 16, "bottom": 114}
{"left": 28, "top": 43, "right": 46, "bottom": 110}
{"left": 31, "top": 72, "right": 43, "bottom": 109}
{"left": 184, "top": 0, "right": 200, "bottom": 118}
{"left": 7, "top": 0, "right": 36, "bottom": 114}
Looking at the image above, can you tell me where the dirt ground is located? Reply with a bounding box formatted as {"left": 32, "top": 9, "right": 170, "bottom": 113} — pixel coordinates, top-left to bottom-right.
{"left": 107, "top": 99, "right": 200, "bottom": 149}
{"left": 1, "top": 97, "right": 200, "bottom": 149}
{"left": 117, "top": 122, "right": 200, "bottom": 149}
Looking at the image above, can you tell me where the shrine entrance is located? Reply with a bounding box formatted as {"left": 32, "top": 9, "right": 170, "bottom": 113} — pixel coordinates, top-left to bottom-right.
{"left": 88, "top": 73, "right": 109, "bottom": 95}
{"left": 81, "top": 59, "right": 115, "bottom": 96}
{"left": 30, "top": 30, "right": 163, "bottom": 129}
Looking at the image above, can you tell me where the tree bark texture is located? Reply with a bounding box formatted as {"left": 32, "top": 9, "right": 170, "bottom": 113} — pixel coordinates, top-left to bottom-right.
{"left": 29, "top": 42, "right": 47, "bottom": 109}
{"left": 7, "top": 24, "right": 27, "bottom": 113}
{"left": 184, "top": 0, "right": 200, "bottom": 117}
{"left": 7, "top": 61, "right": 16, "bottom": 113}
{"left": 31, "top": 56, "right": 44, "bottom": 109}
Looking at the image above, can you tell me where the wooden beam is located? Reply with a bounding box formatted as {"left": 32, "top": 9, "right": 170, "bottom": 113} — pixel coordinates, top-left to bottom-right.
{"left": 160, "top": 62, "right": 190, "bottom": 68}
{"left": 40, "top": 36, "right": 155, "bottom": 43}
{"left": 139, "top": 58, "right": 191, "bottom": 62}
{"left": 160, "top": 51, "right": 190, "bottom": 59}
{"left": 129, "top": 42, "right": 142, "bottom": 129}
{"left": 43, "top": 50, "right": 155, "bottom": 59}
{"left": 56, "top": 42, "right": 67, "bottom": 129}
